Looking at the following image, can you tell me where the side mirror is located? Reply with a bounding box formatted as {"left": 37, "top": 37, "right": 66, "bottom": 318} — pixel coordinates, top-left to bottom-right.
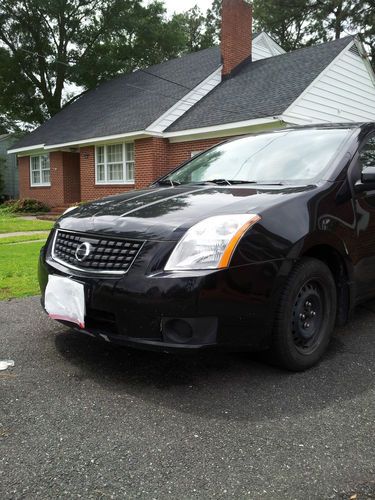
{"left": 355, "top": 166, "right": 375, "bottom": 193}
{"left": 361, "top": 166, "right": 375, "bottom": 184}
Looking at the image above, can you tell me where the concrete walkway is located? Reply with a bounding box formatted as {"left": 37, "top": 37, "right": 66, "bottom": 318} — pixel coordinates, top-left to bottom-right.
{"left": 0, "top": 230, "right": 49, "bottom": 238}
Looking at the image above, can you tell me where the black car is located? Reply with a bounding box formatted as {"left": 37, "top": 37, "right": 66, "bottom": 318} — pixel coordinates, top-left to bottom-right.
{"left": 39, "top": 123, "right": 375, "bottom": 371}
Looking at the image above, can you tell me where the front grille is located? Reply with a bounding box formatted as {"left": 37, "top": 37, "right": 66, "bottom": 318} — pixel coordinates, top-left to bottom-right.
{"left": 51, "top": 229, "right": 144, "bottom": 274}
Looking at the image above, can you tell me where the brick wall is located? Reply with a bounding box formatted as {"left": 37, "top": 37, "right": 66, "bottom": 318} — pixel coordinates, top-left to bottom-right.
{"left": 166, "top": 137, "right": 232, "bottom": 171}
{"left": 135, "top": 137, "right": 168, "bottom": 189}
{"left": 18, "top": 151, "right": 80, "bottom": 208}
{"left": 221, "top": 0, "right": 252, "bottom": 77}
{"left": 19, "top": 152, "right": 63, "bottom": 207}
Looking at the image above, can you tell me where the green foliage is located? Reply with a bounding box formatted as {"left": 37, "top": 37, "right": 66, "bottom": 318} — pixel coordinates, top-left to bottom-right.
{"left": 253, "top": 0, "right": 374, "bottom": 68}
{"left": 253, "top": 0, "right": 321, "bottom": 51}
{"left": 172, "top": 1, "right": 220, "bottom": 53}
{"left": 3, "top": 198, "right": 50, "bottom": 213}
{"left": 0, "top": 0, "right": 187, "bottom": 127}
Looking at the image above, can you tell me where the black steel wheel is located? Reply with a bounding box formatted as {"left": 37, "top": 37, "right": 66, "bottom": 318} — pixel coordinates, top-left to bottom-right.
{"left": 271, "top": 257, "right": 337, "bottom": 371}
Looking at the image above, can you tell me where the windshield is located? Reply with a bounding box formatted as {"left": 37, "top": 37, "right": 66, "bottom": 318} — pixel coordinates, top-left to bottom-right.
{"left": 165, "top": 128, "right": 351, "bottom": 185}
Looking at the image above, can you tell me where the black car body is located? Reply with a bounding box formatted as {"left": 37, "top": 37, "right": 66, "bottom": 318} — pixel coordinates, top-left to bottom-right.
{"left": 39, "top": 123, "right": 375, "bottom": 370}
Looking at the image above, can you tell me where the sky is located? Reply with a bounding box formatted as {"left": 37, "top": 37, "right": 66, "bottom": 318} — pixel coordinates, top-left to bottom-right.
{"left": 154, "top": 0, "right": 213, "bottom": 15}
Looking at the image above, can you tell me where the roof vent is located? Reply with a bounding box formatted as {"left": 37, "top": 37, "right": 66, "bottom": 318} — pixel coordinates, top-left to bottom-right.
{"left": 349, "top": 44, "right": 361, "bottom": 58}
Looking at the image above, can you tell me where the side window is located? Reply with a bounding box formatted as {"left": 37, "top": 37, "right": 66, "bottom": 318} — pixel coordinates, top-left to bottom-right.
{"left": 359, "top": 135, "right": 375, "bottom": 172}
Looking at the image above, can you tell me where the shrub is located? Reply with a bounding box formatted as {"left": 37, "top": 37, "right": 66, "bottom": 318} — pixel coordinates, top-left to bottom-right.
{"left": 2, "top": 198, "right": 50, "bottom": 213}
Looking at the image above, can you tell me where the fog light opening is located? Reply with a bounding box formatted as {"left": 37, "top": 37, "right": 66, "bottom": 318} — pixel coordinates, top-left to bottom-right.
{"left": 163, "top": 319, "right": 193, "bottom": 344}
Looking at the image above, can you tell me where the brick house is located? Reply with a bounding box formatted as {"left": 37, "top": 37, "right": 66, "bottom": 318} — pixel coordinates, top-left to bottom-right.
{"left": 9, "top": 0, "right": 375, "bottom": 209}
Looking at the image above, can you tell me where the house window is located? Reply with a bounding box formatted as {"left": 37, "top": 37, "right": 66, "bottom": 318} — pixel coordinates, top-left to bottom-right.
{"left": 30, "top": 154, "right": 50, "bottom": 186}
{"left": 95, "top": 143, "right": 135, "bottom": 184}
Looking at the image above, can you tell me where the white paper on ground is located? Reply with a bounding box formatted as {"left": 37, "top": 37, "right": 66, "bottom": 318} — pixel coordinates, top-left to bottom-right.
{"left": 0, "top": 360, "right": 15, "bottom": 371}
{"left": 45, "top": 275, "right": 85, "bottom": 328}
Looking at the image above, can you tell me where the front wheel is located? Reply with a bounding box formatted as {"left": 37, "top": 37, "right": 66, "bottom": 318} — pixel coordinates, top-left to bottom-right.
{"left": 271, "top": 257, "right": 337, "bottom": 371}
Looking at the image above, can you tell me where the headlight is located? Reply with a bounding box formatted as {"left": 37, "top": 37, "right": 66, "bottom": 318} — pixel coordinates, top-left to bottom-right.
{"left": 62, "top": 205, "right": 78, "bottom": 215}
{"left": 165, "top": 214, "right": 261, "bottom": 271}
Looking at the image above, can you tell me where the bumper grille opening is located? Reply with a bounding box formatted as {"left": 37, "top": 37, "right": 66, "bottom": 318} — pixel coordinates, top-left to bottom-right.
{"left": 51, "top": 229, "right": 144, "bottom": 274}
{"left": 85, "top": 308, "right": 118, "bottom": 335}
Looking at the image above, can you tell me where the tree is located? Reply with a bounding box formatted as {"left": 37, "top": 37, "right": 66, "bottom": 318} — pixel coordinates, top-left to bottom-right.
{"left": 0, "top": 0, "right": 187, "bottom": 128}
{"left": 312, "top": 0, "right": 362, "bottom": 42}
{"left": 253, "top": 0, "right": 320, "bottom": 51}
{"left": 351, "top": 1, "right": 375, "bottom": 69}
{"left": 253, "top": 0, "right": 374, "bottom": 69}
{"left": 202, "top": 0, "right": 221, "bottom": 47}
{"left": 172, "top": 1, "right": 221, "bottom": 53}
{"left": 171, "top": 6, "right": 208, "bottom": 53}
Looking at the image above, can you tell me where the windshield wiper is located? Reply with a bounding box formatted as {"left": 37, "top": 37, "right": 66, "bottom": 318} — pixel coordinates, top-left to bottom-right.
{"left": 156, "top": 179, "right": 181, "bottom": 186}
{"left": 202, "top": 179, "right": 258, "bottom": 185}
{"left": 249, "top": 181, "right": 285, "bottom": 186}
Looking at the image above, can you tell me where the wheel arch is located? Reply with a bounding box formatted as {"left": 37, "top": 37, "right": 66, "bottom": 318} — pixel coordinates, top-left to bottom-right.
{"left": 301, "top": 243, "right": 353, "bottom": 325}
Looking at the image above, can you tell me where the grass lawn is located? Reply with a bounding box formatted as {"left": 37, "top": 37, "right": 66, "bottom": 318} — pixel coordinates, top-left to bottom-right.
{"left": 0, "top": 239, "right": 47, "bottom": 300}
{"left": 0, "top": 215, "right": 54, "bottom": 234}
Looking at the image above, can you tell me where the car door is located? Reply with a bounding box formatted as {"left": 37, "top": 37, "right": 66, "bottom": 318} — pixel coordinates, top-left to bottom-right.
{"left": 352, "top": 133, "right": 375, "bottom": 300}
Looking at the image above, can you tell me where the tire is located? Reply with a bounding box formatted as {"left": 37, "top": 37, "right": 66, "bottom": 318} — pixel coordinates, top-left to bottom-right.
{"left": 271, "top": 257, "right": 337, "bottom": 371}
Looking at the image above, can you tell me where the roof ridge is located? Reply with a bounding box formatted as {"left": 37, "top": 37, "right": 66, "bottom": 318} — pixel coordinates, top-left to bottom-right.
{"left": 251, "top": 35, "right": 355, "bottom": 65}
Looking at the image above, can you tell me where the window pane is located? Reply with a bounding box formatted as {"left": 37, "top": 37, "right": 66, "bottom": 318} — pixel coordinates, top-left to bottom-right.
{"left": 31, "top": 157, "right": 39, "bottom": 171}
{"left": 97, "top": 146, "right": 104, "bottom": 164}
{"left": 108, "top": 163, "right": 123, "bottom": 181}
{"left": 360, "top": 137, "right": 375, "bottom": 170}
{"left": 41, "top": 155, "right": 49, "bottom": 170}
{"left": 42, "top": 169, "right": 50, "bottom": 184}
{"left": 107, "top": 144, "right": 122, "bottom": 163}
{"left": 125, "top": 143, "right": 134, "bottom": 162}
{"left": 97, "top": 164, "right": 105, "bottom": 181}
{"left": 32, "top": 170, "right": 41, "bottom": 184}
{"left": 126, "top": 162, "right": 134, "bottom": 181}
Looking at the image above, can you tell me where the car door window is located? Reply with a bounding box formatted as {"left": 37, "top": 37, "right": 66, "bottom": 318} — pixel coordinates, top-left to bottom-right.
{"left": 359, "top": 135, "right": 375, "bottom": 172}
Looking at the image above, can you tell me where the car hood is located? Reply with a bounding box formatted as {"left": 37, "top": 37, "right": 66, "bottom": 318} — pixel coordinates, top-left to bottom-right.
{"left": 58, "top": 184, "right": 315, "bottom": 241}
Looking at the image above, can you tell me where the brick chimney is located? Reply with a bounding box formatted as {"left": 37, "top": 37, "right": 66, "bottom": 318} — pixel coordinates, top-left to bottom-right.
{"left": 221, "top": 0, "right": 252, "bottom": 77}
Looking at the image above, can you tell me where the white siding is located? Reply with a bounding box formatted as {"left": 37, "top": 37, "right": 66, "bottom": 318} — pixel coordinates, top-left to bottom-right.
{"left": 282, "top": 41, "right": 375, "bottom": 125}
{"left": 253, "top": 33, "right": 285, "bottom": 61}
{"left": 146, "top": 67, "right": 222, "bottom": 133}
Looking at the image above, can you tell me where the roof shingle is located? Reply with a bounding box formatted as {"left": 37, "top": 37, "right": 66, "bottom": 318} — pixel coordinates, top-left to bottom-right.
{"left": 13, "top": 47, "right": 221, "bottom": 149}
{"left": 167, "top": 36, "right": 354, "bottom": 132}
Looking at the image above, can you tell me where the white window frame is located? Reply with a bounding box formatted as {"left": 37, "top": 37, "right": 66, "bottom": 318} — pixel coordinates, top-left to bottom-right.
{"left": 30, "top": 154, "right": 51, "bottom": 187}
{"left": 95, "top": 143, "right": 135, "bottom": 185}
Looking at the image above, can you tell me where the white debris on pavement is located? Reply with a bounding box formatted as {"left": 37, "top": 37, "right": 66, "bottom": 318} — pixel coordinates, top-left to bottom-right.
{"left": 0, "top": 360, "right": 15, "bottom": 371}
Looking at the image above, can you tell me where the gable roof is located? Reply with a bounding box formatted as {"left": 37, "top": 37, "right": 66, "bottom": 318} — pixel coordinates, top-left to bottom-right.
{"left": 167, "top": 36, "right": 354, "bottom": 132}
{"left": 10, "top": 35, "right": 355, "bottom": 152}
{"left": 12, "top": 47, "right": 221, "bottom": 151}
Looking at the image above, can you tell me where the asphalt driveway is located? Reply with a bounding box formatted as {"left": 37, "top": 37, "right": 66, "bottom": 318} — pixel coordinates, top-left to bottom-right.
{"left": 1, "top": 296, "right": 375, "bottom": 499}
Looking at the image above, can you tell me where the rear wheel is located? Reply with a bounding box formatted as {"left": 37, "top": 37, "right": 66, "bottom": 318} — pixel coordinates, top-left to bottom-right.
{"left": 271, "top": 257, "right": 337, "bottom": 371}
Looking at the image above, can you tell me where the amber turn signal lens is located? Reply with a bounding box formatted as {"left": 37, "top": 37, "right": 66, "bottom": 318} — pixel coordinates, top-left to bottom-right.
{"left": 218, "top": 215, "right": 261, "bottom": 268}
